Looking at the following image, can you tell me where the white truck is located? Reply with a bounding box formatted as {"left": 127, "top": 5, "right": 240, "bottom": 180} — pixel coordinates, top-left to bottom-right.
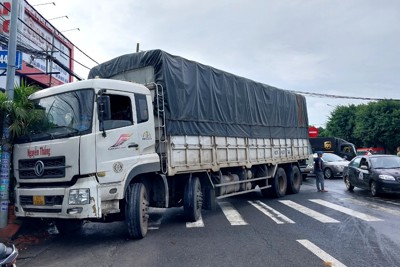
{"left": 13, "top": 50, "right": 310, "bottom": 239}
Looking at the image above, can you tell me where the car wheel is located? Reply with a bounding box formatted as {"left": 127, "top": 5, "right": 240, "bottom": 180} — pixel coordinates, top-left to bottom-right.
{"left": 370, "top": 181, "right": 379, "bottom": 197}
{"left": 344, "top": 175, "right": 354, "bottom": 191}
{"left": 324, "top": 168, "right": 333, "bottom": 179}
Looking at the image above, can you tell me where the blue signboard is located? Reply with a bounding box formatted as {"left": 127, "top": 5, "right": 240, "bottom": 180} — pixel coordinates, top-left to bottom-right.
{"left": 0, "top": 50, "right": 23, "bottom": 70}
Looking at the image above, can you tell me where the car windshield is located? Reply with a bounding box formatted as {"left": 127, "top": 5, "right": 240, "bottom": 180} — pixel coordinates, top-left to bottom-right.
{"left": 15, "top": 89, "right": 95, "bottom": 143}
{"left": 322, "top": 153, "right": 345, "bottom": 162}
{"left": 370, "top": 157, "right": 400, "bottom": 169}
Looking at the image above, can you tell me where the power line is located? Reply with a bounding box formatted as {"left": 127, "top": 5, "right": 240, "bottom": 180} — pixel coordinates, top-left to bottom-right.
{"left": 289, "top": 90, "right": 400, "bottom": 101}
{"left": 0, "top": 2, "right": 98, "bottom": 73}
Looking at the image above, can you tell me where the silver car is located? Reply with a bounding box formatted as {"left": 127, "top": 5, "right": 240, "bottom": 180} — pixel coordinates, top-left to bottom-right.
{"left": 318, "top": 152, "right": 350, "bottom": 179}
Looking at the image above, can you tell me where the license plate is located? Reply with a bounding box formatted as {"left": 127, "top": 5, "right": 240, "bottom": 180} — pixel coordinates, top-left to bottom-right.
{"left": 33, "top": 196, "right": 45, "bottom": 205}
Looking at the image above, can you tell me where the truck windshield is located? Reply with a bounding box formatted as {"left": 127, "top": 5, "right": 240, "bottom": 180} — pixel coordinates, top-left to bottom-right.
{"left": 15, "top": 89, "right": 95, "bottom": 143}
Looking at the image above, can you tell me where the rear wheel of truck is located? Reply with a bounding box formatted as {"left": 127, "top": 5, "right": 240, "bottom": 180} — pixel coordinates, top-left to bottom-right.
{"left": 184, "top": 176, "right": 203, "bottom": 221}
{"left": 261, "top": 167, "right": 287, "bottom": 198}
{"left": 287, "top": 165, "right": 301, "bottom": 194}
{"left": 202, "top": 186, "right": 216, "bottom": 211}
{"left": 125, "top": 183, "right": 149, "bottom": 239}
{"left": 54, "top": 219, "right": 84, "bottom": 235}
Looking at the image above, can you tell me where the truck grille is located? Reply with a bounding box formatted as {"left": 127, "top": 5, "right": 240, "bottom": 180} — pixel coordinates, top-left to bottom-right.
{"left": 18, "top": 156, "right": 66, "bottom": 179}
{"left": 19, "top": 195, "right": 64, "bottom": 206}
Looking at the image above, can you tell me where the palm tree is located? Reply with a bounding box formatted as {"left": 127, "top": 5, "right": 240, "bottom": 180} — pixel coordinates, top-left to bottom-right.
{"left": 0, "top": 82, "right": 40, "bottom": 142}
{"left": 1, "top": 82, "right": 40, "bottom": 207}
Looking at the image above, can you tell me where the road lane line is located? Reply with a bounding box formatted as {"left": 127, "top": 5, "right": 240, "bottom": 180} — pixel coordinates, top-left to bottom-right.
{"left": 218, "top": 201, "right": 248, "bottom": 225}
{"left": 248, "top": 200, "right": 295, "bottom": 224}
{"left": 186, "top": 216, "right": 205, "bottom": 228}
{"left": 340, "top": 197, "right": 400, "bottom": 217}
{"left": 309, "top": 199, "right": 383, "bottom": 222}
{"left": 297, "top": 239, "right": 347, "bottom": 267}
{"left": 279, "top": 200, "right": 340, "bottom": 223}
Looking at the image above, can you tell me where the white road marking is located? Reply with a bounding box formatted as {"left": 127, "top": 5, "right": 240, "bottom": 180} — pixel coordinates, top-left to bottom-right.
{"left": 340, "top": 197, "right": 400, "bottom": 217}
{"left": 186, "top": 216, "right": 205, "bottom": 228}
{"left": 279, "top": 200, "right": 340, "bottom": 223}
{"left": 218, "top": 201, "right": 248, "bottom": 225}
{"left": 309, "top": 199, "right": 383, "bottom": 221}
{"left": 297, "top": 239, "right": 347, "bottom": 267}
{"left": 249, "top": 200, "right": 295, "bottom": 224}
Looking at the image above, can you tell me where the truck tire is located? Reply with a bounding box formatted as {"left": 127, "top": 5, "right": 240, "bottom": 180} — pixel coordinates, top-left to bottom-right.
{"left": 261, "top": 167, "right": 287, "bottom": 198}
{"left": 287, "top": 165, "right": 301, "bottom": 194}
{"left": 202, "top": 186, "right": 216, "bottom": 211}
{"left": 184, "top": 176, "right": 203, "bottom": 221}
{"left": 125, "top": 183, "right": 149, "bottom": 239}
{"left": 55, "top": 219, "right": 83, "bottom": 235}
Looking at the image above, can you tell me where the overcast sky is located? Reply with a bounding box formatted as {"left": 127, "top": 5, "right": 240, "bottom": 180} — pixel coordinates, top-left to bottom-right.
{"left": 29, "top": 0, "right": 400, "bottom": 128}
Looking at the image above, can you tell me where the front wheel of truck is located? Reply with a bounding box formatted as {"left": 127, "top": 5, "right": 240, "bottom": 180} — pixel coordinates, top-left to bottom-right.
{"left": 125, "top": 183, "right": 149, "bottom": 239}
{"left": 184, "top": 176, "right": 203, "bottom": 222}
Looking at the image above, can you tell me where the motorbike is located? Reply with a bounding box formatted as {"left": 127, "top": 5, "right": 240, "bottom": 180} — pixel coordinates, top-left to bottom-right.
{"left": 0, "top": 243, "right": 18, "bottom": 267}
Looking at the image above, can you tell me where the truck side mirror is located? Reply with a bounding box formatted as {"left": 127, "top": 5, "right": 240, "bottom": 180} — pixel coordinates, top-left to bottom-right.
{"left": 97, "top": 94, "right": 111, "bottom": 137}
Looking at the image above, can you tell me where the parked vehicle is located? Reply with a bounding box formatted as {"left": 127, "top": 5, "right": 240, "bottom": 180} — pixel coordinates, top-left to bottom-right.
{"left": 12, "top": 50, "right": 310, "bottom": 239}
{"left": 319, "top": 152, "right": 349, "bottom": 179}
{"left": 309, "top": 137, "right": 356, "bottom": 160}
{"left": 343, "top": 155, "right": 400, "bottom": 196}
{"left": 300, "top": 153, "right": 314, "bottom": 180}
{"left": 0, "top": 243, "right": 18, "bottom": 267}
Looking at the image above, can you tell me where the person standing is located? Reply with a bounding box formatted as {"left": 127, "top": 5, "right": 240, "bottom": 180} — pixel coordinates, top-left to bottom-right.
{"left": 397, "top": 146, "right": 400, "bottom": 157}
{"left": 314, "top": 151, "right": 327, "bottom": 192}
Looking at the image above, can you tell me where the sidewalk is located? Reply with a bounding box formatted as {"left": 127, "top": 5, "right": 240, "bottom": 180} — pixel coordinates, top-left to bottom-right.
{"left": 0, "top": 206, "right": 50, "bottom": 246}
{"left": 0, "top": 205, "right": 21, "bottom": 243}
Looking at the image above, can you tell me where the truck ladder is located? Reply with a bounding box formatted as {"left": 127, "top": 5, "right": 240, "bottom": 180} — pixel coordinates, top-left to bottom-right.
{"left": 154, "top": 83, "right": 168, "bottom": 174}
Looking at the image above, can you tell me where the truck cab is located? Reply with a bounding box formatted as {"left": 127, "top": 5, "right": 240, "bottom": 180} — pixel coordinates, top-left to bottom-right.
{"left": 13, "top": 79, "right": 160, "bottom": 223}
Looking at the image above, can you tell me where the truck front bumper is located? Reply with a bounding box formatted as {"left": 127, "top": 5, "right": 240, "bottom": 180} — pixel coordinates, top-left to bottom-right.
{"left": 14, "top": 176, "right": 101, "bottom": 219}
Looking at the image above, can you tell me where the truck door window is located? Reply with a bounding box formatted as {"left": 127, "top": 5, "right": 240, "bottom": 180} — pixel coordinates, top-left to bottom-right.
{"left": 103, "top": 94, "right": 133, "bottom": 130}
{"left": 135, "top": 94, "right": 149, "bottom": 123}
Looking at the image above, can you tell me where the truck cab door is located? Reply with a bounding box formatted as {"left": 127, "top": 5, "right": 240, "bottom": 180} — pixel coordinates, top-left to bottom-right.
{"left": 95, "top": 91, "right": 148, "bottom": 184}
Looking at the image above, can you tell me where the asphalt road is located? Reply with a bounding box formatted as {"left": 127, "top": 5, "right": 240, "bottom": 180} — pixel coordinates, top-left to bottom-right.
{"left": 16, "top": 177, "right": 400, "bottom": 267}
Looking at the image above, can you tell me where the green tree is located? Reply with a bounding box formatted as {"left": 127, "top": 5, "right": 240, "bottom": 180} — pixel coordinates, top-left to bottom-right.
{"left": 325, "top": 104, "right": 360, "bottom": 145}
{"left": 0, "top": 82, "right": 40, "bottom": 141}
{"left": 353, "top": 100, "right": 400, "bottom": 153}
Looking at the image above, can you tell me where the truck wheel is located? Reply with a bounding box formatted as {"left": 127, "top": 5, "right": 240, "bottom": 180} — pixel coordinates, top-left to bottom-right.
{"left": 125, "top": 183, "right": 149, "bottom": 239}
{"left": 184, "top": 177, "right": 203, "bottom": 221}
{"left": 262, "top": 167, "right": 287, "bottom": 198}
{"left": 55, "top": 219, "right": 83, "bottom": 235}
{"left": 202, "top": 186, "right": 216, "bottom": 211}
{"left": 287, "top": 166, "right": 301, "bottom": 194}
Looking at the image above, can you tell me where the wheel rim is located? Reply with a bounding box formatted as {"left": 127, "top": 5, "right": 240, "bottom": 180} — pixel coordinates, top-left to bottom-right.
{"left": 371, "top": 182, "right": 377, "bottom": 196}
{"left": 345, "top": 176, "right": 351, "bottom": 189}
{"left": 141, "top": 187, "right": 149, "bottom": 229}
{"left": 324, "top": 169, "right": 332, "bottom": 179}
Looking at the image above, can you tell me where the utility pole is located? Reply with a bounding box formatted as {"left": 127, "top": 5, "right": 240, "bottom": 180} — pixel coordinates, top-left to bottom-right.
{"left": 0, "top": 0, "right": 19, "bottom": 229}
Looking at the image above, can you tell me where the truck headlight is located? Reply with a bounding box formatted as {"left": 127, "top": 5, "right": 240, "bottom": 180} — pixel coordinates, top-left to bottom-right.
{"left": 69, "top": 189, "right": 90, "bottom": 205}
{"left": 378, "top": 175, "right": 395, "bottom": 181}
